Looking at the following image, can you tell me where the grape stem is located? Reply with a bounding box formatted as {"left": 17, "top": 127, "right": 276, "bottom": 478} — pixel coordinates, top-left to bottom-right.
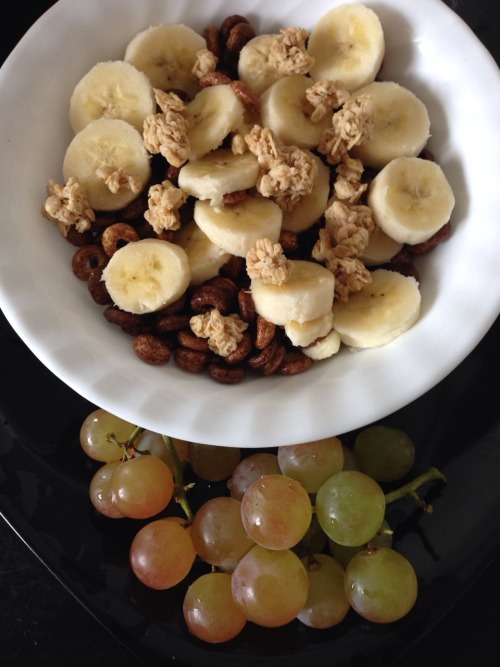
{"left": 162, "top": 435, "right": 194, "bottom": 521}
{"left": 384, "top": 466, "right": 447, "bottom": 512}
{"left": 108, "top": 426, "right": 144, "bottom": 459}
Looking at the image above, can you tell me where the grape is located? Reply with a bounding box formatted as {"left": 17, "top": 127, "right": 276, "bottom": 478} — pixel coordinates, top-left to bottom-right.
{"left": 297, "top": 554, "right": 350, "bottom": 629}
{"left": 345, "top": 547, "right": 418, "bottom": 622}
{"left": 341, "top": 445, "right": 360, "bottom": 471}
{"left": 183, "top": 572, "right": 247, "bottom": 643}
{"left": 328, "top": 518, "right": 393, "bottom": 567}
{"left": 130, "top": 518, "right": 196, "bottom": 590}
{"left": 241, "top": 474, "right": 312, "bottom": 550}
{"left": 353, "top": 425, "right": 415, "bottom": 482}
{"left": 80, "top": 408, "right": 135, "bottom": 462}
{"left": 188, "top": 442, "right": 241, "bottom": 481}
{"left": 277, "top": 437, "right": 344, "bottom": 493}
{"left": 293, "top": 513, "right": 327, "bottom": 559}
{"left": 88, "top": 461, "right": 124, "bottom": 519}
{"left": 315, "top": 470, "right": 386, "bottom": 546}
{"left": 110, "top": 455, "right": 174, "bottom": 519}
{"left": 190, "top": 496, "right": 254, "bottom": 572}
{"left": 231, "top": 544, "right": 309, "bottom": 627}
{"left": 227, "top": 452, "right": 281, "bottom": 500}
{"left": 134, "top": 430, "right": 189, "bottom": 473}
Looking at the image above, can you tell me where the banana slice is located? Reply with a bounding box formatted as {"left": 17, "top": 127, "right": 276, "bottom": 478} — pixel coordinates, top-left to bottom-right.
{"left": 260, "top": 74, "right": 332, "bottom": 149}
{"left": 251, "top": 260, "right": 335, "bottom": 326}
{"left": 62, "top": 118, "right": 151, "bottom": 211}
{"left": 303, "top": 329, "right": 342, "bottom": 360}
{"left": 102, "top": 238, "right": 191, "bottom": 314}
{"left": 284, "top": 310, "right": 334, "bottom": 347}
{"left": 367, "top": 156, "right": 455, "bottom": 245}
{"left": 69, "top": 60, "right": 156, "bottom": 134}
{"left": 281, "top": 152, "right": 331, "bottom": 233}
{"left": 124, "top": 23, "right": 206, "bottom": 98}
{"left": 350, "top": 81, "right": 431, "bottom": 169}
{"left": 307, "top": 3, "right": 385, "bottom": 91}
{"left": 331, "top": 268, "right": 421, "bottom": 348}
{"left": 177, "top": 149, "right": 259, "bottom": 206}
{"left": 237, "top": 34, "right": 284, "bottom": 96}
{"left": 360, "top": 225, "right": 404, "bottom": 266}
{"left": 175, "top": 219, "right": 231, "bottom": 286}
{"left": 193, "top": 195, "right": 282, "bottom": 258}
{"left": 184, "top": 85, "right": 245, "bottom": 160}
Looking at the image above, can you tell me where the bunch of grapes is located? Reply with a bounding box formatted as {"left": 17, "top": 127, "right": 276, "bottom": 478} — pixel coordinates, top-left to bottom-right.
{"left": 80, "top": 409, "right": 446, "bottom": 643}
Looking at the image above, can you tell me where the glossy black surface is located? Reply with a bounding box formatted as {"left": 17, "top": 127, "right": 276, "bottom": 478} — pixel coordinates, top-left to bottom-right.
{"left": 1, "top": 2, "right": 500, "bottom": 666}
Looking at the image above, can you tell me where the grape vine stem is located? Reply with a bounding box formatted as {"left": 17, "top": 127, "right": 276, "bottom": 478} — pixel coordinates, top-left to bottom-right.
{"left": 162, "top": 435, "right": 194, "bottom": 521}
{"left": 384, "top": 466, "right": 447, "bottom": 511}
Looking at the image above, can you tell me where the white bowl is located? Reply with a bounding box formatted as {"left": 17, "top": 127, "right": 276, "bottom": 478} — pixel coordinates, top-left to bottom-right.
{"left": 1, "top": 0, "right": 499, "bottom": 447}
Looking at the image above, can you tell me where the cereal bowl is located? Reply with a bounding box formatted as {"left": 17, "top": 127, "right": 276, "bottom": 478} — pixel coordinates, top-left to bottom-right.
{"left": 0, "top": 0, "right": 499, "bottom": 447}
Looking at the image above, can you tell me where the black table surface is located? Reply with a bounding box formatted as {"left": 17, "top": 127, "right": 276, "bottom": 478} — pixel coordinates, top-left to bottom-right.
{"left": 1, "top": 2, "right": 499, "bottom": 666}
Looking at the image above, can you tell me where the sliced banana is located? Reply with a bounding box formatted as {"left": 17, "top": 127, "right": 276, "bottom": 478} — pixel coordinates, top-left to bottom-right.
{"left": 193, "top": 195, "right": 282, "bottom": 257}
{"left": 332, "top": 268, "right": 421, "bottom": 348}
{"left": 367, "top": 156, "right": 455, "bottom": 245}
{"left": 62, "top": 118, "right": 151, "bottom": 211}
{"left": 303, "top": 329, "right": 342, "bottom": 360}
{"left": 184, "top": 85, "right": 245, "bottom": 160}
{"left": 307, "top": 3, "right": 385, "bottom": 91}
{"left": 237, "top": 34, "right": 284, "bottom": 96}
{"left": 102, "top": 238, "right": 191, "bottom": 314}
{"left": 251, "top": 260, "right": 335, "bottom": 326}
{"left": 284, "top": 310, "right": 334, "bottom": 347}
{"left": 177, "top": 149, "right": 259, "bottom": 207}
{"left": 69, "top": 60, "right": 156, "bottom": 134}
{"left": 350, "top": 81, "right": 431, "bottom": 169}
{"left": 124, "top": 23, "right": 206, "bottom": 98}
{"left": 360, "top": 225, "right": 404, "bottom": 266}
{"left": 281, "top": 152, "right": 331, "bottom": 233}
{"left": 260, "top": 74, "right": 332, "bottom": 149}
{"left": 175, "top": 219, "right": 231, "bottom": 286}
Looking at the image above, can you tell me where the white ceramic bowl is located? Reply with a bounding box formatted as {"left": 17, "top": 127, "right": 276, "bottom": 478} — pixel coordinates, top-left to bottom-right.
{"left": 1, "top": 0, "right": 499, "bottom": 447}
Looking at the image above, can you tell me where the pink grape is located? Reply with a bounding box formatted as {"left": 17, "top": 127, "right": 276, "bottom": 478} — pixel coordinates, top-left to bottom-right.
{"left": 110, "top": 455, "right": 174, "bottom": 519}
{"left": 227, "top": 452, "right": 281, "bottom": 500}
{"left": 88, "top": 461, "right": 124, "bottom": 519}
{"left": 183, "top": 572, "right": 247, "bottom": 643}
{"left": 298, "top": 554, "right": 350, "bottom": 629}
{"left": 231, "top": 544, "right": 309, "bottom": 627}
{"left": 241, "top": 473, "right": 312, "bottom": 550}
{"left": 130, "top": 518, "right": 196, "bottom": 590}
{"left": 190, "top": 496, "right": 254, "bottom": 572}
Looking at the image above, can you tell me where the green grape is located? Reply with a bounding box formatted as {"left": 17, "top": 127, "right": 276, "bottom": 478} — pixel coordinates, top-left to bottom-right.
{"left": 231, "top": 544, "right": 309, "bottom": 627}
{"left": 328, "top": 518, "right": 393, "bottom": 567}
{"left": 188, "top": 442, "right": 241, "bottom": 481}
{"left": 345, "top": 546, "right": 418, "bottom": 622}
{"left": 241, "top": 473, "right": 312, "bottom": 550}
{"left": 134, "top": 430, "right": 189, "bottom": 473}
{"left": 353, "top": 425, "right": 415, "bottom": 482}
{"left": 277, "top": 436, "right": 344, "bottom": 493}
{"left": 190, "top": 496, "right": 254, "bottom": 572}
{"left": 130, "top": 518, "right": 196, "bottom": 590}
{"left": 110, "top": 455, "right": 174, "bottom": 519}
{"left": 298, "top": 553, "right": 350, "bottom": 629}
{"left": 88, "top": 461, "right": 124, "bottom": 519}
{"left": 183, "top": 572, "right": 247, "bottom": 643}
{"left": 227, "top": 452, "right": 281, "bottom": 500}
{"left": 80, "top": 408, "right": 135, "bottom": 462}
{"left": 315, "top": 470, "right": 386, "bottom": 547}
